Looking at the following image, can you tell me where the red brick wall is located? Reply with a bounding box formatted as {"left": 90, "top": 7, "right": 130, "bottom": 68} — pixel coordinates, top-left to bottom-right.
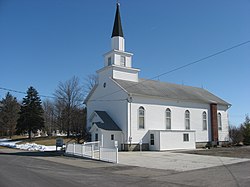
{"left": 210, "top": 103, "right": 218, "bottom": 142}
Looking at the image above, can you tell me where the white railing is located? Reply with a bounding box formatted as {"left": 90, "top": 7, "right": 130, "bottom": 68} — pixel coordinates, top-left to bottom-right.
{"left": 65, "top": 141, "right": 118, "bottom": 163}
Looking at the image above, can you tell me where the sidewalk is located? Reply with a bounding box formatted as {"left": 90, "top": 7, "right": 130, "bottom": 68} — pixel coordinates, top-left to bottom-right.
{"left": 118, "top": 151, "right": 250, "bottom": 171}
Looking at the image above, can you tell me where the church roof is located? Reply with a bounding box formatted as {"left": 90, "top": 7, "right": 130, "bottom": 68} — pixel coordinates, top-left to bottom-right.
{"left": 113, "top": 78, "right": 230, "bottom": 106}
{"left": 111, "top": 3, "right": 124, "bottom": 38}
{"left": 94, "top": 111, "right": 121, "bottom": 131}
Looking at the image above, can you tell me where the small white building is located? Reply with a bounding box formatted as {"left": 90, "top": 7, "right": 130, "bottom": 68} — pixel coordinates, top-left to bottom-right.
{"left": 85, "top": 3, "right": 231, "bottom": 151}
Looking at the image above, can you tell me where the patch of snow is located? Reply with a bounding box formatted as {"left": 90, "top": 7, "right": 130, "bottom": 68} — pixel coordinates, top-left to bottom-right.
{"left": 0, "top": 140, "right": 21, "bottom": 148}
{"left": 44, "top": 146, "right": 57, "bottom": 151}
{"left": 0, "top": 139, "right": 57, "bottom": 151}
{"left": 0, "top": 138, "right": 11, "bottom": 142}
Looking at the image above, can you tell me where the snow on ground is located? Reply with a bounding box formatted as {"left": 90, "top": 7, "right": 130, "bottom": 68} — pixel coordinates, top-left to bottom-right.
{"left": 0, "top": 139, "right": 57, "bottom": 151}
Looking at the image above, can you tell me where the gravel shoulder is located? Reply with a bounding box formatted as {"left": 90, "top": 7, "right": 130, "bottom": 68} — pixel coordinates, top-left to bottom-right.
{"left": 178, "top": 146, "right": 250, "bottom": 158}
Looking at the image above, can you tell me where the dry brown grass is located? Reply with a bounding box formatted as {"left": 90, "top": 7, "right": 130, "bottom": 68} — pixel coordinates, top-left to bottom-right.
{"left": 15, "top": 136, "right": 78, "bottom": 146}
{"left": 0, "top": 135, "right": 28, "bottom": 141}
{"left": 30, "top": 137, "right": 76, "bottom": 146}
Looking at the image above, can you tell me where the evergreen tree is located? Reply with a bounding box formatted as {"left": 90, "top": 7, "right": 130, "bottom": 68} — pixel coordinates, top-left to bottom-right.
{"left": 17, "top": 87, "right": 44, "bottom": 139}
{"left": 0, "top": 92, "right": 20, "bottom": 137}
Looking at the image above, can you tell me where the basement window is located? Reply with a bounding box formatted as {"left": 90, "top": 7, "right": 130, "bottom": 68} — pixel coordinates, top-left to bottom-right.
{"left": 183, "top": 134, "right": 189, "bottom": 142}
{"left": 150, "top": 134, "right": 154, "bottom": 145}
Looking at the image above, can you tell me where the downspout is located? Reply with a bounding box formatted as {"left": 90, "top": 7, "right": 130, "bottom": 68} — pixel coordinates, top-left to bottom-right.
{"left": 127, "top": 94, "right": 133, "bottom": 145}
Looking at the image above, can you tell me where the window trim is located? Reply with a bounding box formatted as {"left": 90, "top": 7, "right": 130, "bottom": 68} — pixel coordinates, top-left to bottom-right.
{"left": 202, "top": 111, "right": 207, "bottom": 131}
{"left": 138, "top": 106, "right": 145, "bottom": 129}
{"left": 166, "top": 108, "right": 171, "bottom": 129}
{"left": 185, "top": 110, "right": 190, "bottom": 130}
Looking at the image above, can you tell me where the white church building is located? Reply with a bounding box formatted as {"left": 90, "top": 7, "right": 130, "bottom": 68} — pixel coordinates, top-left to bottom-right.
{"left": 85, "top": 3, "right": 231, "bottom": 151}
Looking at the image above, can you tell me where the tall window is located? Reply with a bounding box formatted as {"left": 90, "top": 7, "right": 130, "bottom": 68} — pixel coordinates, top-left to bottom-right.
{"left": 202, "top": 111, "right": 207, "bottom": 130}
{"left": 183, "top": 134, "right": 189, "bottom": 142}
{"left": 185, "top": 110, "right": 190, "bottom": 130}
{"left": 139, "top": 106, "right": 145, "bottom": 129}
{"left": 218, "top": 113, "right": 222, "bottom": 130}
{"left": 166, "top": 108, "right": 171, "bottom": 129}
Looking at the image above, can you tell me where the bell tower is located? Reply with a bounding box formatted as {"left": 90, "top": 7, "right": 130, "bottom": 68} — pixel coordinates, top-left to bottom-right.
{"left": 98, "top": 3, "right": 140, "bottom": 83}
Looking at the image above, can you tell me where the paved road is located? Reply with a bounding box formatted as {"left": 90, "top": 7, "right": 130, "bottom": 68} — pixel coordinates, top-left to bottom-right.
{"left": 0, "top": 149, "right": 250, "bottom": 187}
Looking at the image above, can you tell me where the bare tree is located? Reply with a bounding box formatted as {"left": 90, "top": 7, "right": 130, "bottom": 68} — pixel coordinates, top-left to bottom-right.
{"left": 83, "top": 74, "right": 98, "bottom": 97}
{"left": 229, "top": 124, "right": 243, "bottom": 145}
{"left": 54, "top": 76, "right": 84, "bottom": 137}
{"left": 71, "top": 107, "right": 87, "bottom": 143}
{"left": 43, "top": 99, "right": 56, "bottom": 136}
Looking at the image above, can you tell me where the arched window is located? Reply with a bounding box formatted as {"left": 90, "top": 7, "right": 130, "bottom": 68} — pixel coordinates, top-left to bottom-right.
{"left": 138, "top": 106, "right": 145, "bottom": 129}
{"left": 202, "top": 111, "right": 207, "bottom": 130}
{"left": 166, "top": 108, "right": 171, "bottom": 129}
{"left": 185, "top": 110, "right": 190, "bottom": 130}
{"left": 218, "top": 113, "right": 222, "bottom": 130}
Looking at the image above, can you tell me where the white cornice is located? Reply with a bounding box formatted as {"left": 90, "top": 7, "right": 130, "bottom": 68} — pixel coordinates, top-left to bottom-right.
{"left": 103, "top": 49, "right": 133, "bottom": 57}
{"left": 96, "top": 65, "right": 140, "bottom": 74}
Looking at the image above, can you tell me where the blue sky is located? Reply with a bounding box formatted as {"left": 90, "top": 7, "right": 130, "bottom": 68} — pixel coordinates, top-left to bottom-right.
{"left": 0, "top": 0, "right": 249, "bottom": 126}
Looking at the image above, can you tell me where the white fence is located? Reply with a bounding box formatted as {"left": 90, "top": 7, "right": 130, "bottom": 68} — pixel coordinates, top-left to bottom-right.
{"left": 65, "top": 141, "right": 118, "bottom": 163}
{"left": 100, "top": 147, "right": 118, "bottom": 163}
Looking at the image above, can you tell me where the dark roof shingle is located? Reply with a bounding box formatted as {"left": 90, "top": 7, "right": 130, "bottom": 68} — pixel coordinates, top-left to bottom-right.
{"left": 95, "top": 111, "right": 121, "bottom": 131}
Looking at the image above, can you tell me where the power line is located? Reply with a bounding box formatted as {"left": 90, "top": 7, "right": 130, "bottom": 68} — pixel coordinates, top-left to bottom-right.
{"left": 1, "top": 40, "right": 249, "bottom": 102}
{"left": 152, "top": 40, "right": 250, "bottom": 80}
{"left": 0, "top": 87, "right": 55, "bottom": 99}
{"left": 88, "top": 40, "right": 250, "bottom": 102}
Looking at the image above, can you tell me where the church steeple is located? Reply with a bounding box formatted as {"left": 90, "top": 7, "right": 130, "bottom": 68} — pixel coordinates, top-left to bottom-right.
{"left": 112, "top": 3, "right": 124, "bottom": 38}
{"left": 99, "top": 2, "right": 140, "bottom": 83}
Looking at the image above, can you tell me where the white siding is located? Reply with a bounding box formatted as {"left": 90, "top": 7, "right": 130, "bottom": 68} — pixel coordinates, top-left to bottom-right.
{"left": 149, "top": 130, "right": 195, "bottom": 150}
{"left": 101, "top": 130, "right": 122, "bottom": 150}
{"left": 129, "top": 95, "right": 229, "bottom": 144}
{"left": 87, "top": 80, "right": 229, "bottom": 149}
{"left": 86, "top": 77, "right": 129, "bottom": 143}
{"left": 218, "top": 105, "right": 230, "bottom": 142}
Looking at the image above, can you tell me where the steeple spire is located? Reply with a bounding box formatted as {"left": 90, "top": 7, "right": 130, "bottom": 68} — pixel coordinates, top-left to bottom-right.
{"left": 100, "top": 1, "right": 139, "bottom": 83}
{"left": 112, "top": 3, "right": 124, "bottom": 38}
